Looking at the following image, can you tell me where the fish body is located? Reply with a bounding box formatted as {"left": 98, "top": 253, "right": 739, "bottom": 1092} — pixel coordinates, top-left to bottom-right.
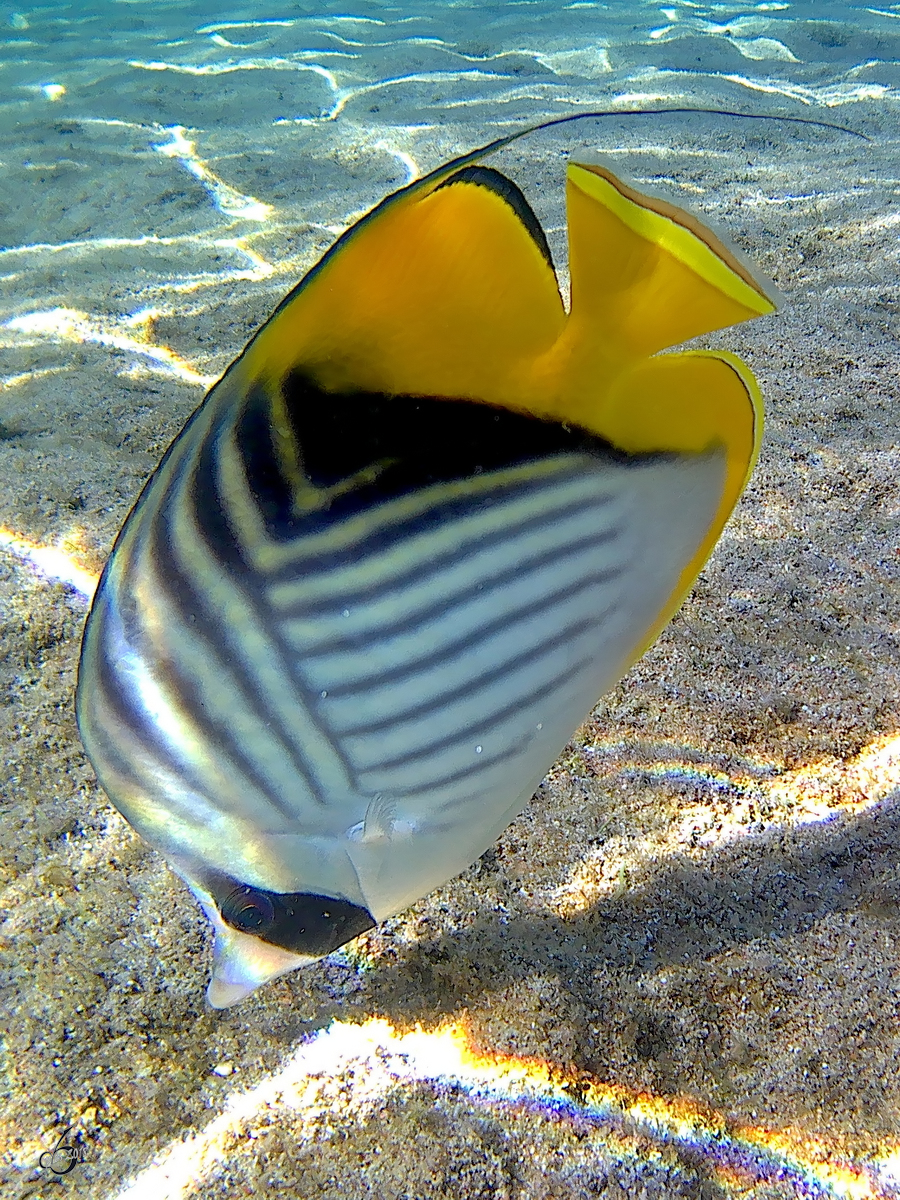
{"left": 76, "top": 120, "right": 775, "bottom": 1006}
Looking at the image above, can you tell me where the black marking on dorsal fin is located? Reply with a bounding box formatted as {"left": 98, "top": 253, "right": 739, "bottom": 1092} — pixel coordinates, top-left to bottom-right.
{"left": 232, "top": 372, "right": 632, "bottom": 545}
{"left": 435, "top": 164, "right": 554, "bottom": 271}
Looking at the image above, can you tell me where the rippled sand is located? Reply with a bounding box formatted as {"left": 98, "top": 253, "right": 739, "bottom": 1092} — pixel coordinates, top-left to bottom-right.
{"left": 2, "top": 2, "right": 900, "bottom": 1197}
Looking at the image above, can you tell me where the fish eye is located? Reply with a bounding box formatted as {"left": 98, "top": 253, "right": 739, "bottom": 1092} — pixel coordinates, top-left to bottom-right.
{"left": 220, "top": 885, "right": 276, "bottom": 934}
{"left": 199, "top": 869, "right": 376, "bottom": 957}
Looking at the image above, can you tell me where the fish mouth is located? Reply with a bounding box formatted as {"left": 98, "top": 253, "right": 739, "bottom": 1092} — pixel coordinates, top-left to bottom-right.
{"left": 207, "top": 921, "right": 319, "bottom": 1008}
{"left": 180, "top": 873, "right": 321, "bottom": 1007}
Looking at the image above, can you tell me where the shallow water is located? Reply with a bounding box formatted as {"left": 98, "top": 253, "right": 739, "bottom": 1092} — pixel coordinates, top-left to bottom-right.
{"left": 2, "top": 2, "right": 900, "bottom": 1198}
{"left": 2, "top": 0, "right": 898, "bottom": 335}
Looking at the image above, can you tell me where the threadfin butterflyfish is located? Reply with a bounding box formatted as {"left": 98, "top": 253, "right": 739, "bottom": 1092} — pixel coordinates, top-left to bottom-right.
{"left": 76, "top": 114, "right": 775, "bottom": 1008}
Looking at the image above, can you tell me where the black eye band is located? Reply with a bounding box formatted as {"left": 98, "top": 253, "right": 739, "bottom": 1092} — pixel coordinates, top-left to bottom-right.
{"left": 203, "top": 872, "right": 376, "bottom": 957}
{"left": 220, "top": 885, "right": 276, "bottom": 934}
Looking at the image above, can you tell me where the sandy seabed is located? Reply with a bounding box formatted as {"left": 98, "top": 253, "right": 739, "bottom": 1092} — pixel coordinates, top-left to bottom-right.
{"left": 1, "top": 2, "right": 900, "bottom": 1197}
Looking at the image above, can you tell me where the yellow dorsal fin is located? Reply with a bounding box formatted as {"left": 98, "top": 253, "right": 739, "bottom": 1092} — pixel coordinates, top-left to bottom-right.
{"left": 242, "top": 166, "right": 565, "bottom": 403}
{"left": 234, "top": 145, "right": 774, "bottom": 556}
